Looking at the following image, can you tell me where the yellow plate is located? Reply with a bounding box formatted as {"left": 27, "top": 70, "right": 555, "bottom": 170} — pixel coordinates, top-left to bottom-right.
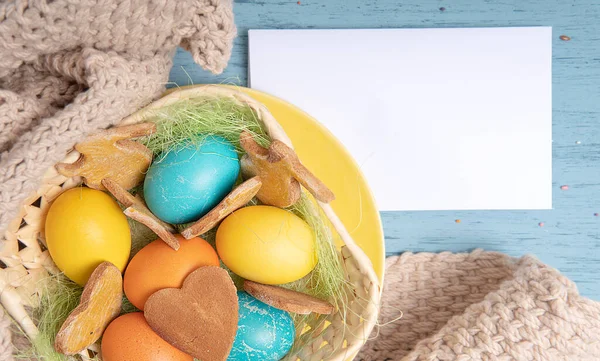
{"left": 238, "top": 87, "right": 385, "bottom": 281}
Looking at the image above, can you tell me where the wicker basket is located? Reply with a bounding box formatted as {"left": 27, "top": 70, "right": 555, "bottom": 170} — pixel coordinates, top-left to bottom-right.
{"left": 0, "top": 85, "right": 381, "bottom": 361}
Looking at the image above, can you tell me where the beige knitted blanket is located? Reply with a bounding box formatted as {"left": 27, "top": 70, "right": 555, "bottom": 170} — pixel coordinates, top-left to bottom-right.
{"left": 358, "top": 250, "right": 600, "bottom": 361}
{"left": 0, "top": 0, "right": 236, "bottom": 235}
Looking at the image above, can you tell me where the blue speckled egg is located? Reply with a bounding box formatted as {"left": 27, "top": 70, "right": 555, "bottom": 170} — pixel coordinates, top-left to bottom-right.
{"left": 144, "top": 135, "right": 239, "bottom": 224}
{"left": 228, "top": 292, "right": 295, "bottom": 361}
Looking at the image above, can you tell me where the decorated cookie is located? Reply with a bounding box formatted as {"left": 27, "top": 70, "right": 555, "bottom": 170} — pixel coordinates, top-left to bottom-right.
{"left": 56, "top": 123, "right": 156, "bottom": 191}
{"left": 55, "top": 262, "right": 123, "bottom": 355}
{"left": 102, "top": 178, "right": 180, "bottom": 250}
{"left": 239, "top": 131, "right": 334, "bottom": 208}
{"left": 181, "top": 176, "right": 262, "bottom": 239}
{"left": 144, "top": 267, "right": 238, "bottom": 361}
{"left": 244, "top": 280, "right": 334, "bottom": 315}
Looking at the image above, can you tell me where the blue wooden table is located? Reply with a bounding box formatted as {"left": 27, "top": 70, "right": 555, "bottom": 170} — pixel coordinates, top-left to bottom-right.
{"left": 169, "top": 0, "right": 600, "bottom": 300}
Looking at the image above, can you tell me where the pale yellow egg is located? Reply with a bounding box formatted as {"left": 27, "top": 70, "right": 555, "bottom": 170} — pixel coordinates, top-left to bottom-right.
{"left": 45, "top": 187, "right": 131, "bottom": 285}
{"left": 216, "top": 205, "right": 317, "bottom": 284}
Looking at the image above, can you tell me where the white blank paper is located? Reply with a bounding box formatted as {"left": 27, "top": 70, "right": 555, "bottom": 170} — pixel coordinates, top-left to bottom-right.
{"left": 248, "top": 27, "right": 552, "bottom": 211}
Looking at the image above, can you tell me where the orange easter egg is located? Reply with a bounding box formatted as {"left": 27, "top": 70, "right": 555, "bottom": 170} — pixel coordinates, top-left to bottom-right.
{"left": 101, "top": 312, "right": 192, "bottom": 361}
{"left": 124, "top": 235, "right": 219, "bottom": 310}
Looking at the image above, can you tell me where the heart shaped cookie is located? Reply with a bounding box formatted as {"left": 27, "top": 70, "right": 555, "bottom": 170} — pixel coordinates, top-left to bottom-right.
{"left": 55, "top": 262, "right": 123, "bottom": 355}
{"left": 144, "top": 266, "right": 238, "bottom": 361}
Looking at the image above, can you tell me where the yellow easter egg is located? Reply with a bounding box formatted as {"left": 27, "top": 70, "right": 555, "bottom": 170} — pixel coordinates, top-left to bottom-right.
{"left": 45, "top": 188, "right": 131, "bottom": 285}
{"left": 216, "top": 205, "right": 317, "bottom": 284}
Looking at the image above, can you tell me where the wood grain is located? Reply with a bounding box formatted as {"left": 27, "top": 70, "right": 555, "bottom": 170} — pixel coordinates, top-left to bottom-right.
{"left": 170, "top": 0, "right": 600, "bottom": 300}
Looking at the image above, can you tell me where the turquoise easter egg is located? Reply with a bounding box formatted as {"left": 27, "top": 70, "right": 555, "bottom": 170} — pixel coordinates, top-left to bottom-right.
{"left": 228, "top": 292, "right": 294, "bottom": 361}
{"left": 144, "top": 135, "right": 239, "bottom": 224}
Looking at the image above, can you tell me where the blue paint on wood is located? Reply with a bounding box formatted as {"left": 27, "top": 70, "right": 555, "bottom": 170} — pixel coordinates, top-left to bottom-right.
{"left": 169, "top": 0, "right": 600, "bottom": 299}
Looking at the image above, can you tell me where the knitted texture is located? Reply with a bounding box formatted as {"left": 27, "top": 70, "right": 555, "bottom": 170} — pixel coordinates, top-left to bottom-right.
{"left": 357, "top": 249, "right": 600, "bottom": 361}
{"left": 0, "top": 0, "right": 236, "bottom": 235}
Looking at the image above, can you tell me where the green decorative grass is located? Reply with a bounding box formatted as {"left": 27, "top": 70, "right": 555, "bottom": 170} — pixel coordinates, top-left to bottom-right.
{"left": 142, "top": 97, "right": 270, "bottom": 158}
{"left": 286, "top": 193, "right": 347, "bottom": 303}
{"left": 14, "top": 275, "right": 82, "bottom": 361}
